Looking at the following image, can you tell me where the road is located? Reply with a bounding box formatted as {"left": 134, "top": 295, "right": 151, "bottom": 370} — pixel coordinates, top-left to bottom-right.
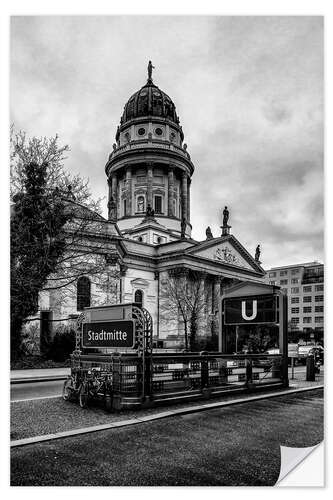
{"left": 11, "top": 380, "right": 64, "bottom": 402}
{"left": 11, "top": 388, "right": 323, "bottom": 486}
{"left": 10, "top": 365, "right": 312, "bottom": 402}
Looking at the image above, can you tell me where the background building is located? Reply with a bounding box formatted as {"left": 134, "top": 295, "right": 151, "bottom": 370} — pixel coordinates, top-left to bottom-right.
{"left": 265, "top": 261, "right": 324, "bottom": 343}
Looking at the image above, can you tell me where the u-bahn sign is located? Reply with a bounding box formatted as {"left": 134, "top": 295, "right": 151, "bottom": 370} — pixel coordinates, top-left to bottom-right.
{"left": 223, "top": 294, "right": 277, "bottom": 325}
{"left": 82, "top": 320, "right": 135, "bottom": 348}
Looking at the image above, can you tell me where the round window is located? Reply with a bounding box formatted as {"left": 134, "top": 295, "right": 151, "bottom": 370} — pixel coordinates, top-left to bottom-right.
{"left": 137, "top": 128, "right": 146, "bottom": 136}
{"left": 155, "top": 127, "right": 163, "bottom": 136}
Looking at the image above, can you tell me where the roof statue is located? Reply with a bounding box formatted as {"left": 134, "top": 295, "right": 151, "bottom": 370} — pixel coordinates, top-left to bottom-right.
{"left": 146, "top": 204, "right": 155, "bottom": 218}
{"left": 181, "top": 217, "right": 186, "bottom": 239}
{"left": 108, "top": 196, "right": 117, "bottom": 221}
{"left": 221, "top": 206, "right": 231, "bottom": 236}
{"left": 147, "top": 60, "right": 155, "bottom": 83}
{"left": 223, "top": 206, "right": 229, "bottom": 227}
{"left": 206, "top": 226, "right": 213, "bottom": 240}
{"left": 255, "top": 244, "right": 261, "bottom": 262}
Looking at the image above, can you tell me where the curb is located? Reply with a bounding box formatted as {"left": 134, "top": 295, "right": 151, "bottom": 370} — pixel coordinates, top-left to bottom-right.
{"left": 11, "top": 376, "right": 68, "bottom": 384}
{"left": 10, "top": 384, "right": 323, "bottom": 449}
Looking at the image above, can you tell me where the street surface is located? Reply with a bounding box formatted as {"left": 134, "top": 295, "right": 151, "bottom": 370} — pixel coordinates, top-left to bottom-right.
{"left": 11, "top": 380, "right": 64, "bottom": 401}
{"left": 11, "top": 388, "right": 323, "bottom": 486}
{"left": 10, "top": 365, "right": 313, "bottom": 402}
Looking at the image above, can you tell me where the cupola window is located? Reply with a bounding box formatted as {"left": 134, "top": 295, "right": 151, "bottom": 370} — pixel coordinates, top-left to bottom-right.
{"left": 155, "top": 127, "right": 163, "bottom": 136}
{"left": 77, "top": 277, "right": 91, "bottom": 311}
{"left": 137, "top": 127, "right": 146, "bottom": 136}
{"left": 154, "top": 195, "right": 163, "bottom": 214}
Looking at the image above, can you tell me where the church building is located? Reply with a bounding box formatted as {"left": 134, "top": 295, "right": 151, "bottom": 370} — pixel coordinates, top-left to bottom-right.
{"left": 40, "top": 63, "right": 266, "bottom": 350}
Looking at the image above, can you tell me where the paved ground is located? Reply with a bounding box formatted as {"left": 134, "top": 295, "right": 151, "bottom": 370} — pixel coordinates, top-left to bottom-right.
{"left": 10, "top": 388, "right": 323, "bottom": 486}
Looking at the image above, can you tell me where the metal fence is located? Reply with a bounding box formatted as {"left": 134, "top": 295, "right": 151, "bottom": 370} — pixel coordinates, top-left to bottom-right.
{"left": 71, "top": 352, "right": 284, "bottom": 404}
{"left": 150, "top": 354, "right": 283, "bottom": 396}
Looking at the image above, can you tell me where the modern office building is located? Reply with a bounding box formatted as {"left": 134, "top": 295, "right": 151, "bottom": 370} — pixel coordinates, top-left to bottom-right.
{"left": 265, "top": 261, "right": 324, "bottom": 341}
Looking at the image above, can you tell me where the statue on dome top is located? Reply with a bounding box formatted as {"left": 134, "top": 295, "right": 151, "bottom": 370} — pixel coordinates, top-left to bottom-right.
{"left": 147, "top": 60, "right": 155, "bottom": 82}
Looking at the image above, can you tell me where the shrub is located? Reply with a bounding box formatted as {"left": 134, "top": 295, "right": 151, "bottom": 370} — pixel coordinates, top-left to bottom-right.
{"left": 47, "top": 326, "right": 76, "bottom": 362}
{"left": 21, "top": 321, "right": 40, "bottom": 356}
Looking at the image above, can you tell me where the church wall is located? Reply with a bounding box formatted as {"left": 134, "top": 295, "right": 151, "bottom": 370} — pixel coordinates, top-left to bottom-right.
{"left": 122, "top": 267, "right": 158, "bottom": 336}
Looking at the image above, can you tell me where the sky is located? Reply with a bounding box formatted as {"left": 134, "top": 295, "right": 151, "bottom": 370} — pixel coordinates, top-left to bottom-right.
{"left": 10, "top": 16, "right": 324, "bottom": 269}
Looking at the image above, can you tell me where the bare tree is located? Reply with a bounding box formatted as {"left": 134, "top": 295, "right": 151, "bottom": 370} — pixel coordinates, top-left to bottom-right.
{"left": 10, "top": 127, "right": 119, "bottom": 357}
{"left": 161, "top": 269, "right": 210, "bottom": 351}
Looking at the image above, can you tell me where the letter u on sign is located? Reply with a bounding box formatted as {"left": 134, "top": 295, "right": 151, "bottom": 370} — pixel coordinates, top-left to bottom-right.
{"left": 241, "top": 300, "right": 257, "bottom": 321}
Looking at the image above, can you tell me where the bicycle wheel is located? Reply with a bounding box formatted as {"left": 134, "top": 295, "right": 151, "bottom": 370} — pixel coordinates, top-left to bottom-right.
{"left": 79, "top": 381, "right": 89, "bottom": 408}
{"left": 62, "top": 377, "right": 74, "bottom": 401}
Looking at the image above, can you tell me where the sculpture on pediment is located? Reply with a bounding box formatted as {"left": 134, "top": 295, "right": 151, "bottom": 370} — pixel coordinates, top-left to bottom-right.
{"left": 214, "top": 246, "right": 240, "bottom": 265}
{"left": 255, "top": 244, "right": 261, "bottom": 262}
{"left": 206, "top": 226, "right": 213, "bottom": 240}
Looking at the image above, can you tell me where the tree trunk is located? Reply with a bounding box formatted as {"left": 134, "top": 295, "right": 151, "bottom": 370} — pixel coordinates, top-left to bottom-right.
{"left": 184, "top": 319, "right": 189, "bottom": 351}
{"left": 190, "top": 311, "right": 197, "bottom": 351}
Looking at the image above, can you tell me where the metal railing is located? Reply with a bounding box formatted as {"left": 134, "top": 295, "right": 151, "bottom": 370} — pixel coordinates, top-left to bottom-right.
{"left": 71, "top": 352, "right": 284, "bottom": 402}
{"left": 150, "top": 354, "right": 283, "bottom": 395}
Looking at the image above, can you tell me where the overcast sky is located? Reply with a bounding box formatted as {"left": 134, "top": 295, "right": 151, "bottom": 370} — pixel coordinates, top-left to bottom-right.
{"left": 10, "top": 16, "right": 323, "bottom": 269}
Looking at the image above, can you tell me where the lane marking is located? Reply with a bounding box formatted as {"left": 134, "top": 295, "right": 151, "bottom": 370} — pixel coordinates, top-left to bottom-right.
{"left": 10, "top": 385, "right": 323, "bottom": 448}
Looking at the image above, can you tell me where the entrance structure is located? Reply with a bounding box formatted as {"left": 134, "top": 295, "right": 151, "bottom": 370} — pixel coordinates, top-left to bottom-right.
{"left": 63, "top": 294, "right": 288, "bottom": 411}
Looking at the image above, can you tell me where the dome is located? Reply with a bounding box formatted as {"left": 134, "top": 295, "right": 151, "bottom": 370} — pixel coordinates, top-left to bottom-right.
{"left": 121, "top": 79, "right": 179, "bottom": 126}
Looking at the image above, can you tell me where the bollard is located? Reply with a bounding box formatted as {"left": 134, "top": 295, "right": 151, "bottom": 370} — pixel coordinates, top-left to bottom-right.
{"left": 306, "top": 354, "right": 315, "bottom": 381}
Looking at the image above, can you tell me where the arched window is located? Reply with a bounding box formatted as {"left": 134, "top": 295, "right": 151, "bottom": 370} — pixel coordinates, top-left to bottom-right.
{"left": 134, "top": 289, "right": 143, "bottom": 308}
{"left": 137, "top": 195, "right": 145, "bottom": 213}
{"left": 77, "top": 277, "right": 91, "bottom": 311}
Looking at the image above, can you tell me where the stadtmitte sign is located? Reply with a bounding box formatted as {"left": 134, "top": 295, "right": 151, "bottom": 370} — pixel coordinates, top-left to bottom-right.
{"left": 82, "top": 320, "right": 135, "bottom": 348}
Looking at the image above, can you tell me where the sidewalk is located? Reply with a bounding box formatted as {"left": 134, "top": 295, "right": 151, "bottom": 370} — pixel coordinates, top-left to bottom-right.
{"left": 10, "top": 368, "right": 70, "bottom": 384}
{"left": 10, "top": 366, "right": 324, "bottom": 386}
{"left": 10, "top": 367, "right": 324, "bottom": 389}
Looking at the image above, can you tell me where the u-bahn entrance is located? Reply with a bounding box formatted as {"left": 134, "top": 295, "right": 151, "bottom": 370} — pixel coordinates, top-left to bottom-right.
{"left": 63, "top": 284, "right": 288, "bottom": 411}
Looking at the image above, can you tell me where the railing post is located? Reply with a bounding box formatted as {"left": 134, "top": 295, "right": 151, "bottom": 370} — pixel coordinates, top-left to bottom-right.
{"left": 306, "top": 354, "right": 315, "bottom": 381}
{"left": 200, "top": 353, "right": 209, "bottom": 389}
{"left": 144, "top": 355, "right": 152, "bottom": 398}
{"left": 245, "top": 357, "right": 253, "bottom": 388}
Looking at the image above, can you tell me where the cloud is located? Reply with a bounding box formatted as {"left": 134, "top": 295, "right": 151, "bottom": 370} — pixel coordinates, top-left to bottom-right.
{"left": 10, "top": 16, "right": 324, "bottom": 268}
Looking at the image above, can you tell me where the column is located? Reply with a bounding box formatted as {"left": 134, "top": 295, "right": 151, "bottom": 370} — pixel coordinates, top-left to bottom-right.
{"left": 125, "top": 166, "right": 132, "bottom": 216}
{"left": 168, "top": 166, "right": 174, "bottom": 216}
{"left": 187, "top": 178, "right": 191, "bottom": 221}
{"left": 111, "top": 174, "right": 118, "bottom": 220}
{"left": 181, "top": 171, "right": 188, "bottom": 222}
{"left": 147, "top": 163, "right": 153, "bottom": 209}
{"left": 107, "top": 177, "right": 112, "bottom": 219}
